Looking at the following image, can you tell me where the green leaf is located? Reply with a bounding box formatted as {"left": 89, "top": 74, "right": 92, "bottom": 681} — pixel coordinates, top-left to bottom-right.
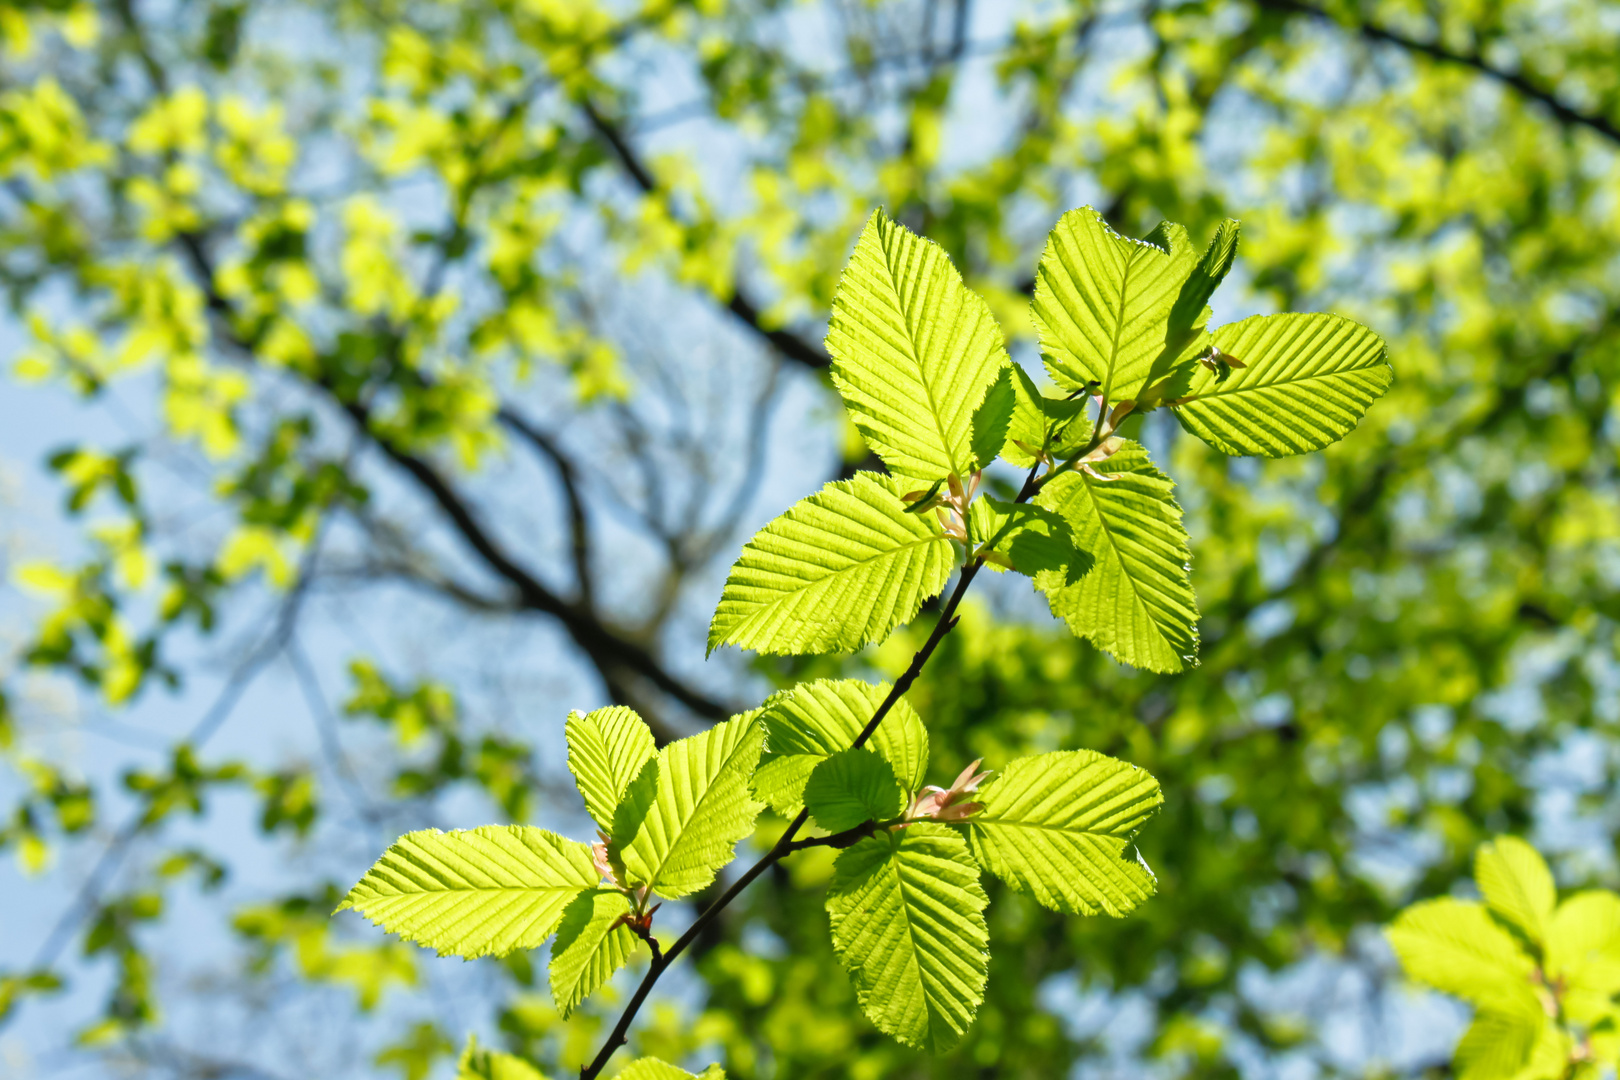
{"left": 457, "top": 1036, "right": 548, "bottom": 1080}
{"left": 1000, "top": 364, "right": 1090, "bottom": 469}
{"left": 1549, "top": 891, "right": 1620, "bottom": 1023}
{"left": 803, "top": 748, "right": 904, "bottom": 833}
{"left": 615, "top": 1058, "right": 725, "bottom": 1079}
{"left": 1171, "top": 313, "right": 1392, "bottom": 457}
{"left": 965, "top": 750, "right": 1162, "bottom": 916}
{"left": 968, "top": 498, "right": 1084, "bottom": 582}
{"left": 612, "top": 713, "right": 765, "bottom": 899}
{"left": 548, "top": 889, "right": 637, "bottom": 1018}
{"left": 1034, "top": 441, "right": 1199, "bottom": 672}
{"left": 826, "top": 823, "right": 989, "bottom": 1054}
{"left": 1452, "top": 1012, "right": 1546, "bottom": 1080}
{"left": 1386, "top": 897, "right": 1542, "bottom": 1018}
{"left": 751, "top": 679, "right": 928, "bottom": 818}
{"left": 707, "top": 472, "right": 956, "bottom": 656}
{"left": 1475, "top": 835, "right": 1556, "bottom": 949}
{"left": 826, "top": 208, "right": 1012, "bottom": 481}
{"left": 337, "top": 826, "right": 598, "bottom": 959}
{"left": 1167, "top": 219, "right": 1240, "bottom": 338}
{"left": 969, "top": 365, "right": 1016, "bottom": 471}
{"left": 1031, "top": 207, "right": 1199, "bottom": 401}
{"left": 566, "top": 706, "right": 657, "bottom": 832}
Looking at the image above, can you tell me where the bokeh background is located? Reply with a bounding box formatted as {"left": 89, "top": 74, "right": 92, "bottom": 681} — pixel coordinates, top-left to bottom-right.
{"left": 2, "top": 0, "right": 1618, "bottom": 1076}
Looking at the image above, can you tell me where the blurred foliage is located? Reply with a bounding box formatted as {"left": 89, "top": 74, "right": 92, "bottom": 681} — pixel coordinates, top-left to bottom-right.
{"left": 2, "top": 0, "right": 1620, "bottom": 1076}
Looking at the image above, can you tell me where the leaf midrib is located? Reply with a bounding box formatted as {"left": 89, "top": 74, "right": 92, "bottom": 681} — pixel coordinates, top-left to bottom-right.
{"left": 1077, "top": 467, "right": 1183, "bottom": 656}
{"left": 739, "top": 532, "right": 950, "bottom": 619}
{"left": 1187, "top": 362, "right": 1388, "bottom": 401}
{"left": 640, "top": 726, "right": 754, "bottom": 890}
{"left": 879, "top": 224, "right": 961, "bottom": 478}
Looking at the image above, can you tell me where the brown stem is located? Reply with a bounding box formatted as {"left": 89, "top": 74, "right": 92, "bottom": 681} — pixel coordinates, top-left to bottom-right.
{"left": 577, "top": 460, "right": 1047, "bottom": 1078}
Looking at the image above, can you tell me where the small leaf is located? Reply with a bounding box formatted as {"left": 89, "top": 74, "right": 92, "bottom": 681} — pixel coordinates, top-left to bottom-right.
{"left": 969, "top": 365, "right": 1016, "bottom": 471}
{"left": 457, "top": 1035, "right": 548, "bottom": 1080}
{"left": 803, "top": 749, "right": 904, "bottom": 833}
{"left": 1001, "top": 364, "right": 1091, "bottom": 469}
{"left": 1475, "top": 835, "right": 1557, "bottom": 949}
{"left": 1167, "top": 219, "right": 1239, "bottom": 338}
{"left": 707, "top": 472, "right": 956, "bottom": 656}
{"left": 826, "top": 824, "right": 989, "bottom": 1053}
{"left": 1034, "top": 441, "right": 1199, "bottom": 672}
{"left": 966, "top": 750, "right": 1162, "bottom": 916}
{"left": 338, "top": 826, "right": 598, "bottom": 959}
{"left": 1172, "top": 313, "right": 1392, "bottom": 457}
{"left": 1032, "top": 208, "right": 1199, "bottom": 401}
{"left": 1386, "top": 897, "right": 1542, "bottom": 1018}
{"left": 1452, "top": 1012, "right": 1546, "bottom": 1080}
{"left": 751, "top": 679, "right": 928, "bottom": 818}
{"left": 612, "top": 713, "right": 765, "bottom": 899}
{"left": 1548, "top": 891, "right": 1620, "bottom": 1024}
{"left": 548, "top": 889, "right": 637, "bottom": 1018}
{"left": 827, "top": 209, "right": 1012, "bottom": 481}
{"left": 566, "top": 706, "right": 657, "bottom": 832}
{"left": 968, "top": 498, "right": 1084, "bottom": 582}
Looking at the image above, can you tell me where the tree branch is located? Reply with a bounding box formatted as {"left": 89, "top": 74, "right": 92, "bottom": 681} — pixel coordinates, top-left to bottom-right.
{"left": 1258, "top": 0, "right": 1620, "bottom": 147}
{"left": 578, "top": 99, "right": 832, "bottom": 370}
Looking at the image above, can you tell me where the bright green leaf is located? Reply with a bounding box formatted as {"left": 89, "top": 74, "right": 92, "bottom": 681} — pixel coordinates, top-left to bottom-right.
{"left": 803, "top": 748, "right": 903, "bottom": 833}
{"left": 1031, "top": 207, "right": 1199, "bottom": 401}
{"left": 707, "top": 472, "right": 956, "bottom": 656}
{"left": 1172, "top": 313, "right": 1392, "bottom": 457}
{"left": 751, "top": 679, "right": 928, "bottom": 818}
{"left": 1452, "top": 1012, "right": 1546, "bottom": 1080}
{"left": 337, "top": 826, "right": 598, "bottom": 959}
{"left": 826, "top": 823, "right": 989, "bottom": 1054}
{"left": 1476, "top": 834, "right": 1557, "bottom": 949}
{"left": 1548, "top": 891, "right": 1620, "bottom": 1022}
{"left": 969, "top": 365, "right": 1016, "bottom": 472}
{"left": 566, "top": 706, "right": 657, "bottom": 832}
{"left": 548, "top": 889, "right": 637, "bottom": 1018}
{"left": 612, "top": 713, "right": 765, "bottom": 899}
{"left": 457, "top": 1035, "right": 548, "bottom": 1080}
{"left": 1001, "top": 364, "right": 1092, "bottom": 470}
{"left": 965, "top": 749, "right": 1161, "bottom": 916}
{"left": 1386, "top": 897, "right": 1542, "bottom": 1018}
{"left": 1167, "top": 219, "right": 1239, "bottom": 339}
{"left": 826, "top": 208, "right": 1011, "bottom": 481}
{"left": 968, "top": 498, "right": 1083, "bottom": 582}
{"left": 1034, "top": 441, "right": 1199, "bottom": 672}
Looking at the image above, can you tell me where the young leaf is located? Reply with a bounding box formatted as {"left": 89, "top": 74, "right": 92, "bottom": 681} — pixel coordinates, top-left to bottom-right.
{"left": 1548, "top": 891, "right": 1620, "bottom": 1023}
{"left": 1386, "top": 898, "right": 1542, "bottom": 1018}
{"left": 751, "top": 679, "right": 928, "bottom": 818}
{"left": 337, "top": 826, "right": 598, "bottom": 959}
{"left": 1166, "top": 219, "right": 1240, "bottom": 338}
{"left": 969, "top": 365, "right": 1016, "bottom": 472}
{"left": 968, "top": 498, "right": 1084, "bottom": 582}
{"left": 1031, "top": 207, "right": 1199, "bottom": 401}
{"left": 826, "top": 823, "right": 989, "bottom": 1054}
{"left": 458, "top": 1035, "right": 548, "bottom": 1080}
{"left": 549, "top": 889, "right": 637, "bottom": 1018}
{"left": 803, "top": 748, "right": 904, "bottom": 833}
{"left": 566, "top": 706, "right": 657, "bottom": 832}
{"left": 1034, "top": 441, "right": 1199, "bottom": 672}
{"left": 707, "top": 472, "right": 955, "bottom": 656}
{"left": 1172, "top": 313, "right": 1392, "bottom": 457}
{"left": 1001, "top": 364, "right": 1090, "bottom": 469}
{"left": 1451, "top": 1012, "right": 1547, "bottom": 1080}
{"left": 1475, "top": 835, "right": 1556, "bottom": 949}
{"left": 616, "top": 1059, "right": 725, "bottom": 1079}
{"left": 612, "top": 713, "right": 766, "bottom": 899}
{"left": 826, "top": 208, "right": 1012, "bottom": 481}
{"left": 965, "top": 750, "right": 1162, "bottom": 916}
